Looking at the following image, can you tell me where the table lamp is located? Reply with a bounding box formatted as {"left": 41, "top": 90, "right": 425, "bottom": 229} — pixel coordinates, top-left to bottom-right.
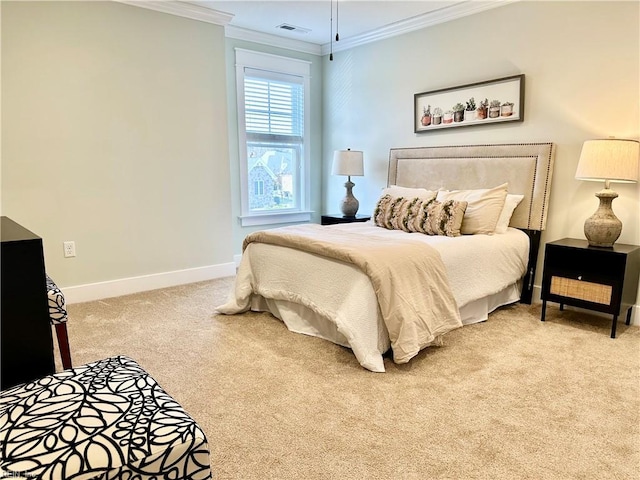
{"left": 575, "top": 138, "right": 639, "bottom": 247}
{"left": 332, "top": 149, "right": 364, "bottom": 217}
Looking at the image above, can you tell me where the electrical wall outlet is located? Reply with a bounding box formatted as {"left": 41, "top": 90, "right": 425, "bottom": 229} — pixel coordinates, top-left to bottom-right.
{"left": 63, "top": 241, "right": 76, "bottom": 258}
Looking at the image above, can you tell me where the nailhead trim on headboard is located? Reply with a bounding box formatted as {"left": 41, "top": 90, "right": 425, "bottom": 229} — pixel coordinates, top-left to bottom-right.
{"left": 387, "top": 142, "right": 555, "bottom": 231}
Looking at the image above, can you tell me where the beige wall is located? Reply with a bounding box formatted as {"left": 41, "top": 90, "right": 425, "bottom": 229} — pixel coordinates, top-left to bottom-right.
{"left": 322, "top": 1, "right": 640, "bottom": 312}
{"left": 2, "top": 1, "right": 233, "bottom": 292}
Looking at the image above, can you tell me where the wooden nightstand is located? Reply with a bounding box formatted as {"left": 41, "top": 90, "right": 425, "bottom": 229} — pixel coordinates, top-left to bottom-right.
{"left": 1, "top": 216, "right": 55, "bottom": 389}
{"left": 321, "top": 214, "right": 371, "bottom": 226}
{"left": 540, "top": 238, "right": 640, "bottom": 338}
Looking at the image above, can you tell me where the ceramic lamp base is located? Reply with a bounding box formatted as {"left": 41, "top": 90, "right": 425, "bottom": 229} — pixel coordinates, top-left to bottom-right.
{"left": 584, "top": 188, "right": 622, "bottom": 248}
{"left": 340, "top": 179, "right": 359, "bottom": 217}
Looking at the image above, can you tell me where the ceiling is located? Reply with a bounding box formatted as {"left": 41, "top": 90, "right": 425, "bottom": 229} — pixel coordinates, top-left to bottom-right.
{"left": 190, "top": 0, "right": 474, "bottom": 46}
{"left": 117, "top": 0, "right": 515, "bottom": 54}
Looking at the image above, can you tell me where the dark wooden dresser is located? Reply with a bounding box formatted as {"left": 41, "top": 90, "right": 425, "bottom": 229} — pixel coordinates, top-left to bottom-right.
{"left": 1, "top": 216, "right": 55, "bottom": 390}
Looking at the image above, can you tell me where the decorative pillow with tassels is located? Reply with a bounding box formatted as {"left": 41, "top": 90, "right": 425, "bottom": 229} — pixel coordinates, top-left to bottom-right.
{"left": 373, "top": 194, "right": 467, "bottom": 237}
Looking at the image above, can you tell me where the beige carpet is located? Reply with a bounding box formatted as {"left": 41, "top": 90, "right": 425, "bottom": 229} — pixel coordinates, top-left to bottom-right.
{"left": 60, "top": 278, "right": 640, "bottom": 479}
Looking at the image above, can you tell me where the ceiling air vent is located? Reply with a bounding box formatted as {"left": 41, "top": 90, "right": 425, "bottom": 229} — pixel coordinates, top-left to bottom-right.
{"left": 276, "top": 23, "right": 311, "bottom": 35}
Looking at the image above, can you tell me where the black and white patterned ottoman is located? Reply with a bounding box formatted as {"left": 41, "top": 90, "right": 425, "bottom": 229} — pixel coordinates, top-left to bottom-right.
{"left": 0, "top": 356, "right": 211, "bottom": 479}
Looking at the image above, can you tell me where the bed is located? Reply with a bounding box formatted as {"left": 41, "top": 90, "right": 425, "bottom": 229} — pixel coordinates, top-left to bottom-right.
{"left": 218, "top": 143, "right": 555, "bottom": 372}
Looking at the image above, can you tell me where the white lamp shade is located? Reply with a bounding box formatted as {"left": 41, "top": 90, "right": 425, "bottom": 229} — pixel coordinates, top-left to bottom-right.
{"left": 332, "top": 149, "right": 364, "bottom": 176}
{"left": 575, "top": 139, "right": 639, "bottom": 183}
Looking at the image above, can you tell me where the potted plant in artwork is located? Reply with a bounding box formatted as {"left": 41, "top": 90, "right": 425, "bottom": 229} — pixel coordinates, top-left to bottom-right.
{"left": 464, "top": 97, "right": 476, "bottom": 121}
{"left": 489, "top": 100, "right": 501, "bottom": 118}
{"left": 432, "top": 107, "right": 443, "bottom": 125}
{"left": 500, "top": 101, "right": 514, "bottom": 117}
{"left": 421, "top": 105, "right": 432, "bottom": 126}
{"left": 452, "top": 103, "right": 465, "bottom": 122}
{"left": 443, "top": 110, "right": 454, "bottom": 124}
{"left": 476, "top": 98, "right": 488, "bottom": 120}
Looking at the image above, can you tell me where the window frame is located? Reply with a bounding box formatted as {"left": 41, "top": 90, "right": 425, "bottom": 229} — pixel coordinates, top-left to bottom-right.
{"left": 235, "top": 49, "right": 312, "bottom": 227}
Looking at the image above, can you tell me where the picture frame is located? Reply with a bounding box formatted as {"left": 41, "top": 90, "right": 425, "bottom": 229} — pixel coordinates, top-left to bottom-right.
{"left": 414, "top": 74, "right": 524, "bottom": 133}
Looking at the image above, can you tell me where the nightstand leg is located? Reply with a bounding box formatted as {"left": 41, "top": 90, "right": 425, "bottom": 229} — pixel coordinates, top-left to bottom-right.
{"left": 610, "top": 315, "right": 618, "bottom": 339}
{"left": 541, "top": 300, "right": 547, "bottom": 321}
{"left": 559, "top": 303, "right": 564, "bottom": 311}
{"left": 625, "top": 307, "right": 632, "bottom": 326}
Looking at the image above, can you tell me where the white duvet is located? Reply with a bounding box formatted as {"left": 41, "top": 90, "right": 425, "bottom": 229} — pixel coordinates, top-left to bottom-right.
{"left": 217, "top": 222, "right": 529, "bottom": 372}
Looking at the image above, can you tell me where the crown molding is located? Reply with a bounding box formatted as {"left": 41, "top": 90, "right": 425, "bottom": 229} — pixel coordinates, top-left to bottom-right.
{"left": 321, "top": 0, "right": 519, "bottom": 55}
{"left": 226, "top": 25, "right": 322, "bottom": 56}
{"left": 114, "top": 0, "right": 518, "bottom": 57}
{"left": 114, "top": 0, "right": 234, "bottom": 26}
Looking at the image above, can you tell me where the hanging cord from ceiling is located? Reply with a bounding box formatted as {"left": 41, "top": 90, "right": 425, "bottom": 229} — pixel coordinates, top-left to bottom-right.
{"left": 329, "top": 0, "right": 340, "bottom": 61}
{"left": 335, "top": 0, "right": 340, "bottom": 42}
{"left": 329, "top": 0, "right": 334, "bottom": 61}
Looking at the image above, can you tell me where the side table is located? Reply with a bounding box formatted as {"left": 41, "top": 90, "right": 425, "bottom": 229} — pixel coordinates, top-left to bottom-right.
{"left": 1, "top": 216, "right": 56, "bottom": 389}
{"left": 321, "top": 214, "right": 371, "bottom": 226}
{"left": 540, "top": 237, "right": 640, "bottom": 338}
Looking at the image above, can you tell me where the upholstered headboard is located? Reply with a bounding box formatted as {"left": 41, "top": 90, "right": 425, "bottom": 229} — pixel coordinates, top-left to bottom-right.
{"left": 388, "top": 142, "right": 555, "bottom": 304}
{"left": 388, "top": 143, "right": 555, "bottom": 231}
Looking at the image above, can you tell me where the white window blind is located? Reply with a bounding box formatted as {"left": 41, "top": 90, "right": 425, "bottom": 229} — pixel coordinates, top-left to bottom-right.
{"left": 244, "top": 70, "right": 304, "bottom": 142}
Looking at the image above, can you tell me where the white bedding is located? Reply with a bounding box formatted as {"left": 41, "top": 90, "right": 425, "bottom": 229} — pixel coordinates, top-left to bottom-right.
{"left": 218, "top": 222, "right": 530, "bottom": 372}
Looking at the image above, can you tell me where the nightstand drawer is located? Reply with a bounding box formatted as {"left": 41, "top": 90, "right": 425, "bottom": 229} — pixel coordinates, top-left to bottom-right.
{"left": 550, "top": 276, "right": 612, "bottom": 305}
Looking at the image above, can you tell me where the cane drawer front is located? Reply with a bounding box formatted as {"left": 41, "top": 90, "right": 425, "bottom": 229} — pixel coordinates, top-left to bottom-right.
{"left": 541, "top": 239, "right": 629, "bottom": 314}
{"left": 549, "top": 276, "right": 613, "bottom": 305}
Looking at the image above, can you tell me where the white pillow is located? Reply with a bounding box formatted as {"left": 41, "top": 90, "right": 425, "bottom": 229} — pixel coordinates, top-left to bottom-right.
{"left": 381, "top": 185, "right": 437, "bottom": 201}
{"left": 494, "top": 194, "right": 525, "bottom": 234}
{"left": 436, "top": 183, "right": 508, "bottom": 235}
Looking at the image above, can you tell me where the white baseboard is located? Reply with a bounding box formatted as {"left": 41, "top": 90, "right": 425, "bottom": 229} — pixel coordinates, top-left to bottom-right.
{"left": 62, "top": 262, "right": 236, "bottom": 304}
{"left": 233, "top": 254, "right": 242, "bottom": 267}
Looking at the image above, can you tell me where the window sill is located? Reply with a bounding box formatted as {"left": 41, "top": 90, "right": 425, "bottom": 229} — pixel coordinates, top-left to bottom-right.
{"left": 239, "top": 211, "right": 313, "bottom": 227}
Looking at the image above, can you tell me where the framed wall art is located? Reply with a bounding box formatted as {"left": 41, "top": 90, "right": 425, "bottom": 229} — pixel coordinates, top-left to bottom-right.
{"left": 414, "top": 74, "right": 524, "bottom": 133}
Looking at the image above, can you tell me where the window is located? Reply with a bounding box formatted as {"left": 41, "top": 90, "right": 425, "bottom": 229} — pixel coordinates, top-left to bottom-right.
{"left": 254, "top": 180, "right": 264, "bottom": 196}
{"left": 235, "top": 49, "right": 312, "bottom": 227}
